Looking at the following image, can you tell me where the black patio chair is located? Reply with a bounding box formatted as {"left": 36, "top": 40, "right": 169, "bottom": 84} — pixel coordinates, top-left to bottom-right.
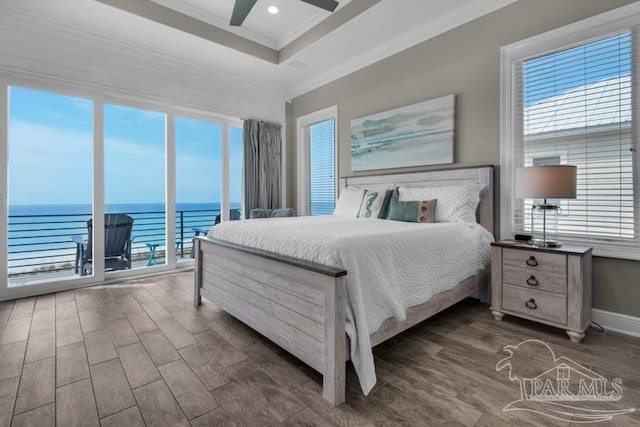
{"left": 71, "top": 214, "right": 135, "bottom": 276}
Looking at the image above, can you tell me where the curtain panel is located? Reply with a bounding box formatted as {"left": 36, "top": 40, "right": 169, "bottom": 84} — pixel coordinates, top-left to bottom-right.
{"left": 243, "top": 119, "right": 282, "bottom": 216}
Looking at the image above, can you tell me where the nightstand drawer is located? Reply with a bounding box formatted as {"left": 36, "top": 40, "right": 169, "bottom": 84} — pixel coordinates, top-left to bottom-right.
{"left": 502, "top": 266, "right": 566, "bottom": 294}
{"left": 502, "top": 284, "right": 567, "bottom": 325}
{"left": 503, "top": 248, "right": 567, "bottom": 276}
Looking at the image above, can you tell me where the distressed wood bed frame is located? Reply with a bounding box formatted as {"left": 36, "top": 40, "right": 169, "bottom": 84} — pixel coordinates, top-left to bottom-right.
{"left": 193, "top": 165, "right": 494, "bottom": 405}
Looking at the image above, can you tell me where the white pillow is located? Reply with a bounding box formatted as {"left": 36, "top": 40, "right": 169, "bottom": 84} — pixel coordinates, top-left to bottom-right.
{"left": 357, "top": 189, "right": 386, "bottom": 218}
{"left": 398, "top": 184, "right": 479, "bottom": 223}
{"left": 333, "top": 186, "right": 366, "bottom": 217}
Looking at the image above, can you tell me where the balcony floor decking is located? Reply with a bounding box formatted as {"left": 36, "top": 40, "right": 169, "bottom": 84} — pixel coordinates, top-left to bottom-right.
{"left": 8, "top": 256, "right": 194, "bottom": 287}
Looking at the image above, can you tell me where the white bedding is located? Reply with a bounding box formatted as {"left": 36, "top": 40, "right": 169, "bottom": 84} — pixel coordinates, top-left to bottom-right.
{"left": 207, "top": 216, "right": 493, "bottom": 394}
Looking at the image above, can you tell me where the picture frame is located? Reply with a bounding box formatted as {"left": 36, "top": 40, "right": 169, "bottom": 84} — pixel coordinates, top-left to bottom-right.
{"left": 350, "top": 95, "right": 455, "bottom": 171}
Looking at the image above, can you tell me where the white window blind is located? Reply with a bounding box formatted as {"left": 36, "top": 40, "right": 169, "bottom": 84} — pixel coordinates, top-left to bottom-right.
{"left": 511, "top": 30, "right": 639, "bottom": 254}
{"left": 296, "top": 106, "right": 337, "bottom": 216}
{"left": 309, "top": 119, "right": 336, "bottom": 215}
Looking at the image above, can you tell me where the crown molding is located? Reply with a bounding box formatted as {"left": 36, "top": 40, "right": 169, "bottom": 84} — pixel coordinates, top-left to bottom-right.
{"left": 276, "top": 0, "right": 354, "bottom": 49}
{"left": 288, "top": 0, "right": 518, "bottom": 99}
{"left": 151, "top": 0, "right": 355, "bottom": 51}
{"left": 95, "top": 0, "right": 278, "bottom": 63}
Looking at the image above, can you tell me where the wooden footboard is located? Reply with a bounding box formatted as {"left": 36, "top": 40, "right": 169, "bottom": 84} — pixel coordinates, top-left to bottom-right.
{"left": 193, "top": 237, "right": 349, "bottom": 405}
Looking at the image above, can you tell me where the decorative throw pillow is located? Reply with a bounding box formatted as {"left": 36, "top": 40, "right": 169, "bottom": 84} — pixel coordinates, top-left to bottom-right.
{"left": 333, "top": 186, "right": 366, "bottom": 217}
{"left": 387, "top": 199, "right": 437, "bottom": 223}
{"left": 398, "top": 184, "right": 479, "bottom": 223}
{"left": 378, "top": 188, "right": 397, "bottom": 219}
{"left": 357, "top": 189, "right": 385, "bottom": 218}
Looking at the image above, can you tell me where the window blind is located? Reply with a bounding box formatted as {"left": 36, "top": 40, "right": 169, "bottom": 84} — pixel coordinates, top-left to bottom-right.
{"left": 512, "top": 30, "right": 638, "bottom": 250}
{"left": 308, "top": 119, "right": 336, "bottom": 215}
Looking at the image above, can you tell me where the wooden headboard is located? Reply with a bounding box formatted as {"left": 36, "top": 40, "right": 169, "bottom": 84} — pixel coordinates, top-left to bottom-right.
{"left": 340, "top": 165, "right": 495, "bottom": 235}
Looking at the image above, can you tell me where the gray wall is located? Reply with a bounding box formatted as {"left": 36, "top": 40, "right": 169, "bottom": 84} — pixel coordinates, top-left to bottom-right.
{"left": 287, "top": 0, "right": 640, "bottom": 317}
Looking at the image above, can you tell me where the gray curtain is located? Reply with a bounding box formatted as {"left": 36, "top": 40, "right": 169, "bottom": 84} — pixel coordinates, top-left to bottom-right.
{"left": 243, "top": 119, "right": 281, "bottom": 216}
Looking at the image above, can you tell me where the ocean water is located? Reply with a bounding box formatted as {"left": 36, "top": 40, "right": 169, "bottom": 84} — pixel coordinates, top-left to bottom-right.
{"left": 7, "top": 202, "right": 240, "bottom": 273}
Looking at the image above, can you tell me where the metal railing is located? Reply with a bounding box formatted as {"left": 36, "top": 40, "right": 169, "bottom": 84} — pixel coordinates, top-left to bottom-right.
{"left": 7, "top": 209, "right": 222, "bottom": 278}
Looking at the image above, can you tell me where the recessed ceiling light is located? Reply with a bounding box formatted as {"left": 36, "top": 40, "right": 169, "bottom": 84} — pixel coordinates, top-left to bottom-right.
{"left": 268, "top": 6, "right": 279, "bottom": 14}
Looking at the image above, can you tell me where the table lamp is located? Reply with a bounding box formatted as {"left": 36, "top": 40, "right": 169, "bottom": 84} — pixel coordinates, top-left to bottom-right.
{"left": 515, "top": 165, "right": 577, "bottom": 247}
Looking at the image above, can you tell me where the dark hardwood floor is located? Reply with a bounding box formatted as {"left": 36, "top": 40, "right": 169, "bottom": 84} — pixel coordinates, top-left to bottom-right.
{"left": 0, "top": 272, "right": 638, "bottom": 426}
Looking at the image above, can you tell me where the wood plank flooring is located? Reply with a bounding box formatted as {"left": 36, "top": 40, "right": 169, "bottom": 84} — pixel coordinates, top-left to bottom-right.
{"left": 0, "top": 272, "right": 638, "bottom": 426}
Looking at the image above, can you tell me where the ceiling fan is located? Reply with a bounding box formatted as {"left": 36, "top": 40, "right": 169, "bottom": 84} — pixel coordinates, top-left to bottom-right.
{"left": 230, "top": 0, "right": 339, "bottom": 26}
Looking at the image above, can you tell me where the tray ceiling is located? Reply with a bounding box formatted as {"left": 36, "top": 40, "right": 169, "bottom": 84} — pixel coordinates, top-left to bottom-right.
{"left": 0, "top": 0, "right": 519, "bottom": 99}
{"left": 150, "top": 0, "right": 354, "bottom": 49}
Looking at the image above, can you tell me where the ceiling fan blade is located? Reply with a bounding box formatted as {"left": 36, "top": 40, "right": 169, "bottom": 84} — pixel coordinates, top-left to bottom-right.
{"left": 230, "top": 0, "right": 258, "bottom": 26}
{"left": 300, "top": 0, "right": 339, "bottom": 12}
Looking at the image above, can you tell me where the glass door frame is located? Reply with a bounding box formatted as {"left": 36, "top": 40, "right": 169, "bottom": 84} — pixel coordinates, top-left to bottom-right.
{"left": 0, "top": 78, "right": 244, "bottom": 300}
{"left": 173, "top": 108, "right": 242, "bottom": 267}
{"left": 102, "top": 96, "right": 176, "bottom": 279}
{"left": 0, "top": 77, "right": 106, "bottom": 300}
{"left": 0, "top": 81, "right": 9, "bottom": 298}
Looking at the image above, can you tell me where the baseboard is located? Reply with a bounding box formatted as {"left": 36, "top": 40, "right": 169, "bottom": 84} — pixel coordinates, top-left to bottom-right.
{"left": 592, "top": 308, "right": 640, "bottom": 338}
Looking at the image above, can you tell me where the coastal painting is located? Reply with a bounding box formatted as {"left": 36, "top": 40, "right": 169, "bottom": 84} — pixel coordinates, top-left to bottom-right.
{"left": 350, "top": 95, "right": 455, "bottom": 171}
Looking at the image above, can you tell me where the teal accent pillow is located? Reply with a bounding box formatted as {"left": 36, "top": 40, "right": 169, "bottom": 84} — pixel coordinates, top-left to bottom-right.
{"left": 388, "top": 199, "right": 437, "bottom": 223}
{"left": 250, "top": 209, "right": 271, "bottom": 219}
{"left": 378, "top": 189, "right": 397, "bottom": 219}
{"left": 270, "top": 208, "right": 295, "bottom": 217}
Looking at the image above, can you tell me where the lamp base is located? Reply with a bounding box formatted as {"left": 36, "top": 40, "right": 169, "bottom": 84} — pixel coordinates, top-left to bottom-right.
{"left": 528, "top": 239, "right": 562, "bottom": 248}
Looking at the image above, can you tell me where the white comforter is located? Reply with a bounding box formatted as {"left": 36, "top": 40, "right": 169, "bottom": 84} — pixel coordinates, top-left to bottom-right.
{"left": 208, "top": 216, "right": 493, "bottom": 394}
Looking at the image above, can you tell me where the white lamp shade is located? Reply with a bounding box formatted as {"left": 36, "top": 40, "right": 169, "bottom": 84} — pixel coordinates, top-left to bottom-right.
{"left": 515, "top": 165, "right": 577, "bottom": 199}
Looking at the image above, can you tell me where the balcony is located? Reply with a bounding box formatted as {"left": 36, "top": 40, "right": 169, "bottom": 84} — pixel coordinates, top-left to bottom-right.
{"left": 8, "top": 208, "right": 222, "bottom": 283}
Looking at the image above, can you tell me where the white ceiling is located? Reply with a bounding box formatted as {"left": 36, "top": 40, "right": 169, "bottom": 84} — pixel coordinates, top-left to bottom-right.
{"left": 0, "top": 0, "right": 518, "bottom": 100}
{"left": 150, "top": 0, "right": 353, "bottom": 49}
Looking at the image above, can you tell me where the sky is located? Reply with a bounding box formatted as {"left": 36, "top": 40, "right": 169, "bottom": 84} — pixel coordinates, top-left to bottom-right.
{"left": 8, "top": 86, "right": 243, "bottom": 207}
{"left": 523, "top": 31, "right": 630, "bottom": 106}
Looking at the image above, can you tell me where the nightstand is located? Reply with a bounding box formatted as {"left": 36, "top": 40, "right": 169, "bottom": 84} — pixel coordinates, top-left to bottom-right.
{"left": 490, "top": 240, "right": 592, "bottom": 343}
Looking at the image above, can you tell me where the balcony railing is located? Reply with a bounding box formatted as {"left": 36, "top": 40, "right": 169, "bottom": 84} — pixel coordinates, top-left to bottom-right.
{"left": 8, "top": 209, "right": 221, "bottom": 278}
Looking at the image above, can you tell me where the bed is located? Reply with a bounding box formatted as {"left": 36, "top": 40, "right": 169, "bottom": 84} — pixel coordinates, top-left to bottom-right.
{"left": 193, "top": 165, "right": 494, "bottom": 405}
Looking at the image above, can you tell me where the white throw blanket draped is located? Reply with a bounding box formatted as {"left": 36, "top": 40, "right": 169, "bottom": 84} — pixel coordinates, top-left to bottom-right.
{"left": 208, "top": 216, "right": 493, "bottom": 394}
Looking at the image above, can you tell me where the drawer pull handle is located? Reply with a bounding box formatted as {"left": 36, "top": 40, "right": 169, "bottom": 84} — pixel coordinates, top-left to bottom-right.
{"left": 526, "top": 275, "right": 539, "bottom": 286}
{"left": 526, "top": 256, "right": 538, "bottom": 267}
{"left": 525, "top": 298, "right": 537, "bottom": 310}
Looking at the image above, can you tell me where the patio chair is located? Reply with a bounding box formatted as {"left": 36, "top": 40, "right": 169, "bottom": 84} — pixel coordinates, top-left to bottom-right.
{"left": 190, "top": 209, "right": 242, "bottom": 257}
{"left": 71, "top": 214, "right": 135, "bottom": 276}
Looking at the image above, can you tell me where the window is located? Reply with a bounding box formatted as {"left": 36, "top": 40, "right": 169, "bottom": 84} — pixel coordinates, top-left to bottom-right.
{"left": 7, "top": 87, "right": 93, "bottom": 283}
{"left": 501, "top": 5, "right": 640, "bottom": 259}
{"left": 175, "top": 117, "right": 222, "bottom": 259}
{"left": 105, "top": 104, "right": 167, "bottom": 270}
{"left": 174, "top": 117, "right": 242, "bottom": 259}
{"left": 0, "top": 80, "right": 245, "bottom": 297}
{"left": 309, "top": 119, "right": 336, "bottom": 215}
{"left": 297, "top": 106, "right": 338, "bottom": 216}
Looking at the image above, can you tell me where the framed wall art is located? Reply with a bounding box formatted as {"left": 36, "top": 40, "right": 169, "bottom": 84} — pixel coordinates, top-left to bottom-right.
{"left": 350, "top": 94, "right": 455, "bottom": 171}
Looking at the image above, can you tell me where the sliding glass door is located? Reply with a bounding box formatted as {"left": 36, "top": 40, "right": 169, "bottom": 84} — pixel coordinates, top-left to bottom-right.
{"left": 6, "top": 86, "right": 94, "bottom": 286}
{"left": 174, "top": 117, "right": 243, "bottom": 259}
{"left": 1, "top": 81, "right": 246, "bottom": 298}
{"left": 175, "top": 117, "right": 222, "bottom": 259}
{"left": 104, "top": 104, "right": 166, "bottom": 271}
